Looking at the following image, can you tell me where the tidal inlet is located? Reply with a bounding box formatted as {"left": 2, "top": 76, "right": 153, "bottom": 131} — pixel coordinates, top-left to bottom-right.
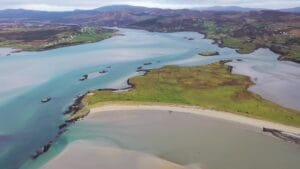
{"left": 0, "top": 1, "right": 300, "bottom": 169}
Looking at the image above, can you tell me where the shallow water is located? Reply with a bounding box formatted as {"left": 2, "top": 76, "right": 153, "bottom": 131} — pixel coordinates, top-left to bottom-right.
{"left": 46, "top": 110, "right": 300, "bottom": 169}
{"left": 0, "top": 28, "right": 299, "bottom": 169}
{"left": 171, "top": 48, "right": 300, "bottom": 112}
{"left": 0, "top": 48, "right": 15, "bottom": 58}
{"left": 227, "top": 54, "right": 300, "bottom": 111}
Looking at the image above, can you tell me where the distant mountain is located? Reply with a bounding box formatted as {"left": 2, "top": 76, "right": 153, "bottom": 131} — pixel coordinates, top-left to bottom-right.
{"left": 0, "top": 5, "right": 299, "bottom": 24}
{"left": 0, "top": 8, "right": 100, "bottom": 22}
{"left": 194, "top": 6, "right": 300, "bottom": 13}
{"left": 195, "top": 6, "right": 263, "bottom": 12}
{"left": 94, "top": 5, "right": 152, "bottom": 12}
{"left": 0, "top": 9, "right": 70, "bottom": 20}
{"left": 280, "top": 7, "right": 300, "bottom": 13}
{"left": 0, "top": 5, "right": 158, "bottom": 22}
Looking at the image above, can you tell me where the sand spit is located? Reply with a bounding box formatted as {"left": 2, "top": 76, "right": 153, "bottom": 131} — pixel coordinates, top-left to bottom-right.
{"left": 90, "top": 104, "right": 300, "bottom": 134}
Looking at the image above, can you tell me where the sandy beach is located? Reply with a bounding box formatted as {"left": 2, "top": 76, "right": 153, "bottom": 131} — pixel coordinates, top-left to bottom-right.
{"left": 0, "top": 48, "right": 16, "bottom": 57}
{"left": 90, "top": 104, "right": 300, "bottom": 134}
{"left": 43, "top": 141, "right": 189, "bottom": 169}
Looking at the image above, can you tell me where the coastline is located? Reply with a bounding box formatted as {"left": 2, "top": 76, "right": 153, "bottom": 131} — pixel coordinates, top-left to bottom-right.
{"left": 27, "top": 49, "right": 300, "bottom": 163}
{"left": 18, "top": 29, "right": 300, "bottom": 165}
{"left": 42, "top": 104, "right": 300, "bottom": 169}
{"left": 0, "top": 29, "right": 119, "bottom": 54}
{"left": 2, "top": 25, "right": 298, "bottom": 64}
{"left": 129, "top": 26, "right": 300, "bottom": 64}
{"left": 89, "top": 104, "right": 300, "bottom": 134}
{"left": 227, "top": 58, "right": 300, "bottom": 112}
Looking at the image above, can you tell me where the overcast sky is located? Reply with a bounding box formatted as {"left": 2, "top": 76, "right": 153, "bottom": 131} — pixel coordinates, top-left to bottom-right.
{"left": 0, "top": 0, "right": 299, "bottom": 11}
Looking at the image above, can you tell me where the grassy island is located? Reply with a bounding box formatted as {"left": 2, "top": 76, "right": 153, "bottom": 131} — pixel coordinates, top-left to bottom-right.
{"left": 199, "top": 51, "right": 219, "bottom": 56}
{"left": 77, "top": 62, "right": 300, "bottom": 127}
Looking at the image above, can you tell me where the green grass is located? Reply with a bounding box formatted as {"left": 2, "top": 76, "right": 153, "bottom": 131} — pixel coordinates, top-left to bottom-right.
{"left": 69, "top": 107, "right": 90, "bottom": 122}
{"left": 222, "top": 37, "right": 257, "bottom": 53}
{"left": 203, "top": 21, "right": 217, "bottom": 33}
{"left": 82, "top": 62, "right": 300, "bottom": 127}
{"left": 285, "top": 47, "right": 300, "bottom": 61}
{"left": 0, "top": 26, "right": 115, "bottom": 51}
{"left": 199, "top": 51, "right": 219, "bottom": 56}
{"left": 223, "top": 37, "right": 243, "bottom": 48}
{"left": 197, "top": 18, "right": 300, "bottom": 62}
{"left": 70, "top": 28, "right": 114, "bottom": 43}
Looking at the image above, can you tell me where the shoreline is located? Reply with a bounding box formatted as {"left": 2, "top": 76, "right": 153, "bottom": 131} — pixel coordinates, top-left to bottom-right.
{"left": 128, "top": 26, "right": 300, "bottom": 64}
{"left": 0, "top": 29, "right": 119, "bottom": 54}
{"left": 75, "top": 61, "right": 300, "bottom": 144}
{"left": 90, "top": 104, "right": 300, "bottom": 135}
{"left": 29, "top": 60, "right": 300, "bottom": 161}
{"left": 26, "top": 29, "right": 300, "bottom": 161}
{"left": 43, "top": 105, "right": 300, "bottom": 169}
{"left": 2, "top": 26, "right": 298, "bottom": 64}
{"left": 1, "top": 27, "right": 297, "bottom": 169}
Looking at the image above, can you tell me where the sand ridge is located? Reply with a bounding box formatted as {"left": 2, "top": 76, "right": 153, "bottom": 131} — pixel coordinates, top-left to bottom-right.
{"left": 89, "top": 104, "right": 300, "bottom": 134}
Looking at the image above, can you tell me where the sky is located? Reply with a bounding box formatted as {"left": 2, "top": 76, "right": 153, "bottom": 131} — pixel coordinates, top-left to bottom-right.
{"left": 0, "top": 0, "right": 299, "bottom": 11}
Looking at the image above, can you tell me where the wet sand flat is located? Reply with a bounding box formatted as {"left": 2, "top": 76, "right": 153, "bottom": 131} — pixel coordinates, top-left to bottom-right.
{"left": 228, "top": 56, "right": 300, "bottom": 112}
{"left": 44, "top": 105, "right": 300, "bottom": 169}
{"left": 90, "top": 104, "right": 300, "bottom": 133}
{"left": 43, "top": 141, "right": 188, "bottom": 169}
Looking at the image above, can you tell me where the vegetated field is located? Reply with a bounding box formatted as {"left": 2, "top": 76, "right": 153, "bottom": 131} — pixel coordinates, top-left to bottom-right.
{"left": 0, "top": 23, "right": 115, "bottom": 51}
{"left": 83, "top": 62, "right": 300, "bottom": 127}
{"left": 199, "top": 51, "right": 219, "bottom": 56}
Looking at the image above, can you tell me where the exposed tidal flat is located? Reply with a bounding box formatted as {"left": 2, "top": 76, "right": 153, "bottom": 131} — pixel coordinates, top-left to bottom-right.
{"left": 43, "top": 108, "right": 300, "bottom": 169}
{"left": 0, "top": 48, "right": 15, "bottom": 57}
{"left": 227, "top": 54, "right": 300, "bottom": 112}
{"left": 0, "top": 28, "right": 299, "bottom": 169}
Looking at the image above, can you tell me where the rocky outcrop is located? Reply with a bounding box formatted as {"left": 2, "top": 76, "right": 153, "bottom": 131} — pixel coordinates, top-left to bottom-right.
{"left": 199, "top": 51, "right": 220, "bottom": 56}
{"left": 143, "top": 62, "right": 152, "bottom": 66}
{"left": 99, "top": 70, "right": 108, "bottom": 74}
{"left": 31, "top": 141, "right": 53, "bottom": 159}
{"left": 41, "top": 97, "right": 51, "bottom": 103}
{"left": 79, "top": 74, "right": 88, "bottom": 81}
{"left": 263, "top": 127, "right": 300, "bottom": 145}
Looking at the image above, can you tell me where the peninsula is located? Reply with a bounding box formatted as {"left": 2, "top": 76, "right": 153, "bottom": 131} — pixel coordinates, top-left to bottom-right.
{"left": 71, "top": 61, "right": 300, "bottom": 127}
{"left": 0, "top": 23, "right": 116, "bottom": 51}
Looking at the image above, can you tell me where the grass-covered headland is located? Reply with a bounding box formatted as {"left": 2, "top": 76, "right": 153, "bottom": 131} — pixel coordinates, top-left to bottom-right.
{"left": 0, "top": 23, "right": 116, "bottom": 51}
{"left": 76, "top": 62, "right": 300, "bottom": 127}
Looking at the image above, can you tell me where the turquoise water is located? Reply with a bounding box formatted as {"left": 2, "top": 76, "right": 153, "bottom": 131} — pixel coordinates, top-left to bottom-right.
{"left": 0, "top": 28, "right": 297, "bottom": 169}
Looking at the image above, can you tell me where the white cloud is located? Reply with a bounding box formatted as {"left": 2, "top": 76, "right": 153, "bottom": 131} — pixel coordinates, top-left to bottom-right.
{"left": 9, "top": 4, "right": 81, "bottom": 11}
{"left": 0, "top": 0, "right": 299, "bottom": 11}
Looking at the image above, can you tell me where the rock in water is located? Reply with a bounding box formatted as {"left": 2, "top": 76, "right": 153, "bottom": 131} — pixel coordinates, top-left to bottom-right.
{"left": 41, "top": 97, "right": 51, "bottom": 103}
